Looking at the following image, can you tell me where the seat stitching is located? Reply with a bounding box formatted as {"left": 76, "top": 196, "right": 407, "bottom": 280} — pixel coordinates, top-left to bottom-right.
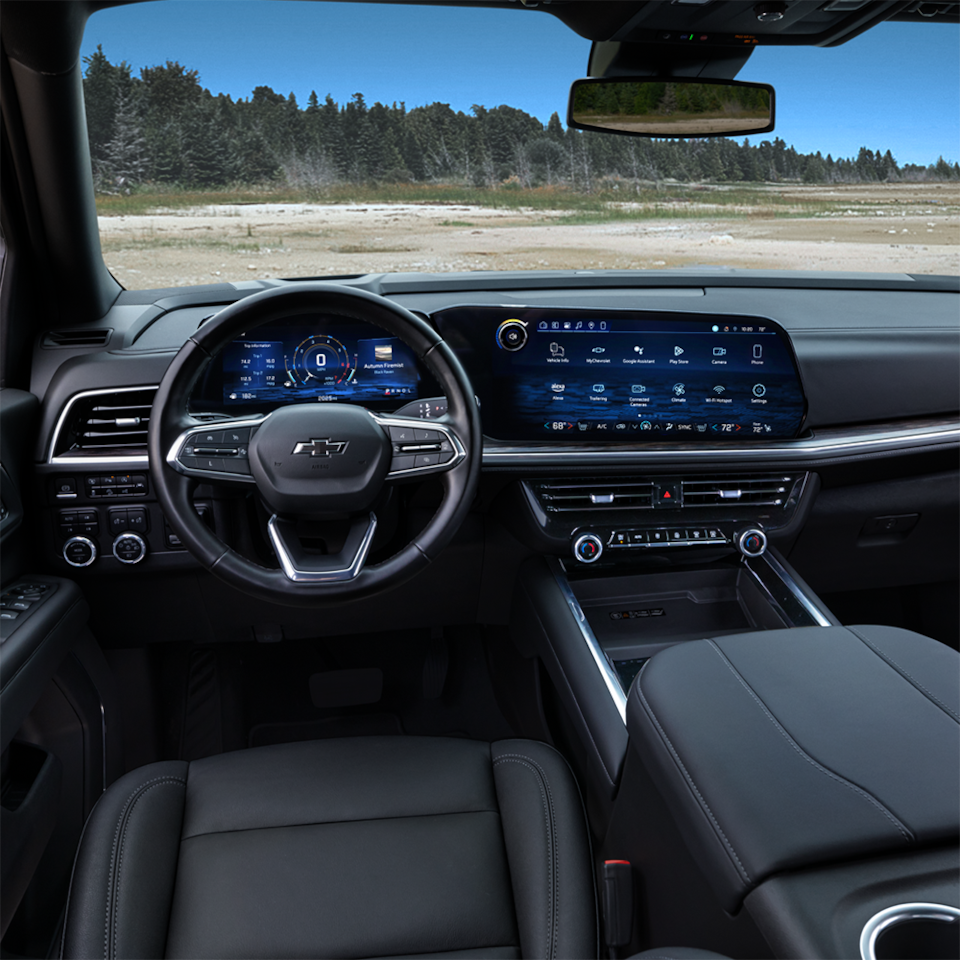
{"left": 493, "top": 755, "right": 558, "bottom": 960}
{"left": 104, "top": 777, "right": 186, "bottom": 960}
{"left": 635, "top": 678, "right": 751, "bottom": 883}
{"left": 180, "top": 807, "right": 500, "bottom": 841}
{"left": 707, "top": 640, "right": 913, "bottom": 842}
{"left": 846, "top": 626, "right": 960, "bottom": 723}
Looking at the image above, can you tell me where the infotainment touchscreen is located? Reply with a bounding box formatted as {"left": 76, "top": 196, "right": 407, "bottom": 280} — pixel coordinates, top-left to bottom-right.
{"left": 434, "top": 306, "right": 806, "bottom": 441}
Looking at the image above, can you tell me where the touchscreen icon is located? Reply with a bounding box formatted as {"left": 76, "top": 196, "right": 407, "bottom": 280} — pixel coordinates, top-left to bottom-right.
{"left": 538, "top": 322, "right": 547, "bottom": 331}
{"left": 592, "top": 384, "right": 605, "bottom": 393}
{"left": 752, "top": 383, "right": 766, "bottom": 398}
{"left": 631, "top": 384, "right": 646, "bottom": 394}
{"left": 551, "top": 383, "right": 565, "bottom": 392}
{"left": 674, "top": 346, "right": 684, "bottom": 357}
{"left": 549, "top": 342, "right": 565, "bottom": 358}
{"left": 374, "top": 344, "right": 393, "bottom": 362}
{"left": 713, "top": 347, "right": 726, "bottom": 357}
{"left": 591, "top": 346, "right": 605, "bottom": 354}
{"left": 672, "top": 383, "right": 685, "bottom": 396}
{"left": 633, "top": 346, "right": 644, "bottom": 355}
{"left": 753, "top": 344, "right": 763, "bottom": 359}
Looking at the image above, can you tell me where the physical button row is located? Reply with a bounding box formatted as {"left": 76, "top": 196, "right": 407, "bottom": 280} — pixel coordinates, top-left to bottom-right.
{"left": 85, "top": 473, "right": 148, "bottom": 498}
{"left": 0, "top": 582, "right": 50, "bottom": 617}
{"left": 609, "top": 527, "right": 726, "bottom": 547}
{"left": 58, "top": 509, "right": 99, "bottom": 538}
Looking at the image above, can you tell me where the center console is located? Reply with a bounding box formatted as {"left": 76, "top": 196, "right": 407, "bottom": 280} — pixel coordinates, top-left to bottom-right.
{"left": 628, "top": 625, "right": 959, "bottom": 960}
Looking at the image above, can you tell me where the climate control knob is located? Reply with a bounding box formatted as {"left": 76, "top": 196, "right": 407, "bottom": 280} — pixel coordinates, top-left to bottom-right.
{"left": 63, "top": 536, "right": 97, "bottom": 568}
{"left": 112, "top": 533, "right": 147, "bottom": 565}
{"left": 737, "top": 528, "right": 768, "bottom": 558}
{"left": 573, "top": 533, "right": 603, "bottom": 564}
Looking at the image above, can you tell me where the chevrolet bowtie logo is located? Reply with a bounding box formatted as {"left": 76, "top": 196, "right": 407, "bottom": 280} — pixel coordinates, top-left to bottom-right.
{"left": 292, "top": 438, "right": 349, "bottom": 457}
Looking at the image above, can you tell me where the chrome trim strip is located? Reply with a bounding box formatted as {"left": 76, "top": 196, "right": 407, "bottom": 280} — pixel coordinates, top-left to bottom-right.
{"left": 100, "top": 700, "right": 107, "bottom": 793}
{"left": 267, "top": 512, "right": 378, "bottom": 583}
{"left": 481, "top": 421, "right": 960, "bottom": 466}
{"left": 749, "top": 552, "right": 833, "bottom": 627}
{"left": 548, "top": 558, "right": 628, "bottom": 725}
{"left": 859, "top": 903, "right": 959, "bottom": 960}
{"left": 47, "top": 385, "right": 160, "bottom": 463}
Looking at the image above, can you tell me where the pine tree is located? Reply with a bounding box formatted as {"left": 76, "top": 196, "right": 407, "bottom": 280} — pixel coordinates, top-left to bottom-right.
{"left": 105, "top": 87, "right": 147, "bottom": 189}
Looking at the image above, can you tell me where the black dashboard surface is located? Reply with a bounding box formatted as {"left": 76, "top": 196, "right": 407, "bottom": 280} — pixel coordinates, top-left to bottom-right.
{"left": 30, "top": 272, "right": 960, "bottom": 463}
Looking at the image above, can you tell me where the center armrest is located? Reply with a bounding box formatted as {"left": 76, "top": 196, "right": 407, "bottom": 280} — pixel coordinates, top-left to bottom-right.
{"left": 626, "top": 624, "right": 960, "bottom": 912}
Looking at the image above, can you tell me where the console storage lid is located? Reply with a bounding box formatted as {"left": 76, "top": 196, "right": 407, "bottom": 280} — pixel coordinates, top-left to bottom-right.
{"left": 627, "top": 625, "right": 960, "bottom": 912}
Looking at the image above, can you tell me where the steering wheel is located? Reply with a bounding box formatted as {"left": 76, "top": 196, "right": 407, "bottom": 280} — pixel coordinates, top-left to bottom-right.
{"left": 147, "top": 283, "right": 481, "bottom": 606}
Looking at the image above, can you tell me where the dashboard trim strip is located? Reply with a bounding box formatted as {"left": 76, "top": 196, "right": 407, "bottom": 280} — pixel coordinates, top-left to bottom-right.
{"left": 481, "top": 421, "right": 960, "bottom": 467}
{"left": 549, "top": 558, "right": 628, "bottom": 725}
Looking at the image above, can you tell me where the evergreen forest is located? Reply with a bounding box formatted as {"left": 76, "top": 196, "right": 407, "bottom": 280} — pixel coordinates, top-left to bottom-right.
{"left": 83, "top": 47, "right": 960, "bottom": 195}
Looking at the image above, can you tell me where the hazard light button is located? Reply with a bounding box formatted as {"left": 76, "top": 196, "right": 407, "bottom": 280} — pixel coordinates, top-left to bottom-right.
{"left": 654, "top": 482, "right": 681, "bottom": 507}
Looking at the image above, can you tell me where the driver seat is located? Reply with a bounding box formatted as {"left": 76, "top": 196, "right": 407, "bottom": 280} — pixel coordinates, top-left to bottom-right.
{"left": 60, "top": 736, "right": 597, "bottom": 959}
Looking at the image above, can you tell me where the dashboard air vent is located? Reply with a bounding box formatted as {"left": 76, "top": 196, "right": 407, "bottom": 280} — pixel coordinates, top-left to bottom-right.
{"left": 532, "top": 480, "right": 656, "bottom": 513}
{"left": 54, "top": 387, "right": 157, "bottom": 457}
{"left": 680, "top": 475, "right": 798, "bottom": 508}
{"left": 42, "top": 329, "right": 112, "bottom": 348}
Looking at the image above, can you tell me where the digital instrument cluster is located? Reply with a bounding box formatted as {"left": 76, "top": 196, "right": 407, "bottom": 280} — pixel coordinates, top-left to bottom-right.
{"left": 191, "top": 318, "right": 426, "bottom": 415}
{"left": 433, "top": 306, "right": 806, "bottom": 441}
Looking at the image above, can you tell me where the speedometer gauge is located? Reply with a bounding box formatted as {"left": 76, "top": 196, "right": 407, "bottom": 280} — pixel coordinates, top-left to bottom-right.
{"left": 287, "top": 334, "right": 355, "bottom": 387}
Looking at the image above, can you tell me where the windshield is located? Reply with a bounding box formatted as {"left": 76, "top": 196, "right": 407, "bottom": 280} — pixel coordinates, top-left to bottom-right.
{"left": 81, "top": 1, "right": 960, "bottom": 289}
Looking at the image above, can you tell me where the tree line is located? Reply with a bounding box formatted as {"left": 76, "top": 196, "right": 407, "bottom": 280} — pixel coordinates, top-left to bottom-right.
{"left": 572, "top": 81, "right": 771, "bottom": 120}
{"left": 83, "top": 46, "right": 960, "bottom": 193}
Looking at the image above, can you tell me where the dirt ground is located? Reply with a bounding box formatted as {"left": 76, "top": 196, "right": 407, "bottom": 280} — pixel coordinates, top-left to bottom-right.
{"left": 99, "top": 183, "right": 960, "bottom": 289}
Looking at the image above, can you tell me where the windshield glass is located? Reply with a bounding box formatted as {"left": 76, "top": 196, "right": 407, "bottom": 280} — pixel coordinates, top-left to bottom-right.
{"left": 81, "top": 1, "right": 960, "bottom": 289}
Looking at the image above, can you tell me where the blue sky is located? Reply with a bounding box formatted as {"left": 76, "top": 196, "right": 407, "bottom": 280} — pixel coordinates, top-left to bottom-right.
{"left": 81, "top": 0, "right": 959, "bottom": 165}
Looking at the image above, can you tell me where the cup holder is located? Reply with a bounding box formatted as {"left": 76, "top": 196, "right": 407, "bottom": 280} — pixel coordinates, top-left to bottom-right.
{"left": 860, "top": 902, "right": 960, "bottom": 960}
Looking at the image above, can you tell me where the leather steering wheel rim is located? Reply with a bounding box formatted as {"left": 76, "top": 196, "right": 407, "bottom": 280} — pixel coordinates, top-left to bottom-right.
{"left": 147, "top": 282, "right": 482, "bottom": 606}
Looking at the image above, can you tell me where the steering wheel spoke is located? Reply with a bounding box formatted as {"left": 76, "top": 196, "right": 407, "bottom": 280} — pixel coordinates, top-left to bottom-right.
{"left": 166, "top": 416, "right": 266, "bottom": 483}
{"left": 268, "top": 512, "right": 378, "bottom": 583}
{"left": 375, "top": 414, "right": 466, "bottom": 478}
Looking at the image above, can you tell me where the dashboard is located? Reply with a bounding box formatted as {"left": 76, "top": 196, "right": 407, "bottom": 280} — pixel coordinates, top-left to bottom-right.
{"left": 23, "top": 270, "right": 959, "bottom": 634}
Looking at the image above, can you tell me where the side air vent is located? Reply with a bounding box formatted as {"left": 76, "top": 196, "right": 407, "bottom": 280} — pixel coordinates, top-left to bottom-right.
{"left": 532, "top": 480, "right": 656, "bottom": 513}
{"left": 42, "top": 329, "right": 112, "bottom": 348}
{"left": 680, "top": 475, "right": 798, "bottom": 508}
{"left": 53, "top": 387, "right": 157, "bottom": 458}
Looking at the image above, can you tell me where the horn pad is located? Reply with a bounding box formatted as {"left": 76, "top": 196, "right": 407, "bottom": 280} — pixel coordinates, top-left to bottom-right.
{"left": 248, "top": 404, "right": 391, "bottom": 515}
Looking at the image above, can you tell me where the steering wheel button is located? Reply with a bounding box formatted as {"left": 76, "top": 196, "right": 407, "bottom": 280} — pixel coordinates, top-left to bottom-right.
{"left": 391, "top": 456, "right": 416, "bottom": 472}
{"left": 414, "top": 429, "right": 441, "bottom": 442}
{"left": 414, "top": 453, "right": 440, "bottom": 468}
{"left": 223, "top": 428, "right": 250, "bottom": 443}
{"left": 196, "top": 431, "right": 225, "bottom": 445}
{"left": 200, "top": 458, "right": 225, "bottom": 472}
{"left": 179, "top": 457, "right": 201, "bottom": 469}
{"left": 389, "top": 426, "right": 415, "bottom": 442}
{"left": 438, "top": 450, "right": 455, "bottom": 464}
{"left": 220, "top": 459, "right": 253, "bottom": 475}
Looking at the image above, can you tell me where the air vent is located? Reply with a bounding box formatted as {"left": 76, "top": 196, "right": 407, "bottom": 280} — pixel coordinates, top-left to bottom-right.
{"left": 532, "top": 479, "right": 656, "bottom": 513}
{"left": 42, "top": 329, "right": 112, "bottom": 348}
{"left": 53, "top": 387, "right": 156, "bottom": 458}
{"left": 680, "top": 475, "right": 798, "bottom": 508}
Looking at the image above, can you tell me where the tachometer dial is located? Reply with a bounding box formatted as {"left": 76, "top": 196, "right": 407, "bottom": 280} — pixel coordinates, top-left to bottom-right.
{"left": 287, "top": 334, "right": 354, "bottom": 387}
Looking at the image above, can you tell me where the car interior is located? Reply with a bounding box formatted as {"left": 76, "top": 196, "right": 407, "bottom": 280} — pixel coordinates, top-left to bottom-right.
{"left": 1, "top": 1, "right": 958, "bottom": 959}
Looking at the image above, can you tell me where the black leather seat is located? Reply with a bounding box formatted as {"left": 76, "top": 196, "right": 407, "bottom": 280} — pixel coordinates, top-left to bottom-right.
{"left": 61, "top": 736, "right": 597, "bottom": 960}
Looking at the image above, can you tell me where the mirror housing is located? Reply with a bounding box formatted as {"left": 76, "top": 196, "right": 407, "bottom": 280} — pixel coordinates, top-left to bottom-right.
{"left": 567, "top": 77, "right": 775, "bottom": 139}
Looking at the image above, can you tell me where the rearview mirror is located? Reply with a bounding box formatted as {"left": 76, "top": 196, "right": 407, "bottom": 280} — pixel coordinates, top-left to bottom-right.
{"left": 567, "top": 77, "right": 775, "bottom": 139}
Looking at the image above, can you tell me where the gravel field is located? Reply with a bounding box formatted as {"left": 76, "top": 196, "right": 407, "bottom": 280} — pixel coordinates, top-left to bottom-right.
{"left": 99, "top": 183, "right": 960, "bottom": 288}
